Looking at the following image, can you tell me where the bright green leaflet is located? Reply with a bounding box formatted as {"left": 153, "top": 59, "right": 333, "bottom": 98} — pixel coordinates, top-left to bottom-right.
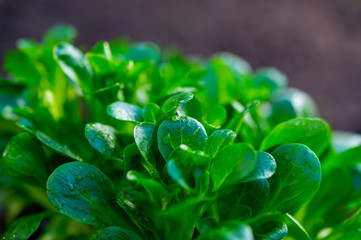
{"left": 1, "top": 213, "right": 46, "bottom": 240}
{"left": 142, "top": 103, "right": 162, "bottom": 124}
{"left": 91, "top": 226, "right": 142, "bottom": 240}
{"left": 267, "top": 144, "right": 321, "bottom": 214}
{"left": 203, "top": 104, "right": 227, "bottom": 129}
{"left": 204, "top": 129, "right": 237, "bottom": 159}
{"left": 1, "top": 132, "right": 47, "bottom": 186}
{"left": 4, "top": 50, "right": 41, "bottom": 86}
{"left": 210, "top": 143, "right": 257, "bottom": 190}
{"left": 157, "top": 116, "right": 207, "bottom": 160}
{"left": 85, "top": 123, "right": 122, "bottom": 160}
{"left": 54, "top": 42, "right": 93, "bottom": 95}
{"left": 260, "top": 118, "right": 331, "bottom": 156}
{"left": 47, "top": 162, "right": 136, "bottom": 230}
{"left": 107, "top": 101, "right": 143, "bottom": 122}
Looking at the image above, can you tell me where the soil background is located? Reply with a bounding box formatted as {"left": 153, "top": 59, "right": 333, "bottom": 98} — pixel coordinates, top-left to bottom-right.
{"left": 1, "top": 0, "right": 361, "bottom": 132}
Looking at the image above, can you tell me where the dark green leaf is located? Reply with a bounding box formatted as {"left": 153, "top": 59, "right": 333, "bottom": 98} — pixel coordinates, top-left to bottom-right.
{"left": 267, "top": 144, "right": 321, "bottom": 213}
{"left": 134, "top": 123, "right": 159, "bottom": 166}
{"left": 90, "top": 226, "right": 142, "bottom": 240}
{"left": 210, "top": 143, "right": 257, "bottom": 190}
{"left": 1, "top": 213, "right": 46, "bottom": 240}
{"left": 47, "top": 162, "right": 135, "bottom": 229}
{"left": 1, "top": 132, "right": 46, "bottom": 186}
{"left": 36, "top": 131, "right": 82, "bottom": 161}
{"left": 254, "top": 220, "right": 288, "bottom": 240}
{"left": 85, "top": 123, "right": 122, "bottom": 160}
{"left": 157, "top": 116, "right": 207, "bottom": 160}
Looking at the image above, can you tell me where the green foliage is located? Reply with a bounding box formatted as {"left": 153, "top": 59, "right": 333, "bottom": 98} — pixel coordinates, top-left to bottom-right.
{"left": 0, "top": 24, "right": 360, "bottom": 240}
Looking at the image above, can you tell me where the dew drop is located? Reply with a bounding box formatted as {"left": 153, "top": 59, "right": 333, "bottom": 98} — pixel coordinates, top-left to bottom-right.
{"left": 67, "top": 182, "right": 75, "bottom": 191}
{"left": 163, "top": 133, "right": 171, "bottom": 144}
{"left": 89, "top": 173, "right": 96, "bottom": 180}
{"left": 76, "top": 174, "right": 83, "bottom": 181}
{"left": 81, "top": 217, "right": 87, "bottom": 222}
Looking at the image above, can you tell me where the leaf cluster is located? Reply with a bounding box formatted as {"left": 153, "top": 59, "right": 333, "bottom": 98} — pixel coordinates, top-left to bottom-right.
{"left": 0, "top": 25, "right": 360, "bottom": 240}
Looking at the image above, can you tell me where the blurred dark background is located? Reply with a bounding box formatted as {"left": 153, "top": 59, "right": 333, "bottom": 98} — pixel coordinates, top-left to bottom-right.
{"left": 0, "top": 0, "right": 361, "bottom": 132}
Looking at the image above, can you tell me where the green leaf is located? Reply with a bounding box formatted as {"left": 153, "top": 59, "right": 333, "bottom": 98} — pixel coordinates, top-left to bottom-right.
{"left": 204, "top": 129, "right": 237, "bottom": 159}
{"left": 90, "top": 41, "right": 112, "bottom": 57}
{"left": 157, "top": 116, "right": 207, "bottom": 160}
{"left": 332, "top": 131, "right": 361, "bottom": 154}
{"left": 210, "top": 143, "right": 257, "bottom": 190}
{"left": 4, "top": 50, "right": 41, "bottom": 85}
{"left": 127, "top": 170, "right": 170, "bottom": 210}
{"left": 85, "top": 123, "right": 123, "bottom": 160}
{"left": 36, "top": 131, "right": 83, "bottom": 161}
{"left": 1, "top": 213, "right": 46, "bottom": 240}
{"left": 43, "top": 24, "right": 77, "bottom": 45}
{"left": 260, "top": 118, "right": 331, "bottom": 156}
{"left": 90, "top": 226, "right": 142, "bottom": 240}
{"left": 162, "top": 92, "right": 193, "bottom": 116}
{"left": 142, "top": 103, "right": 162, "bottom": 124}
{"left": 203, "top": 105, "right": 227, "bottom": 129}
{"left": 197, "top": 221, "right": 254, "bottom": 240}
{"left": 241, "top": 151, "right": 276, "bottom": 182}
{"left": 107, "top": 102, "right": 143, "bottom": 122}
{"left": 252, "top": 67, "right": 288, "bottom": 100}
{"left": 254, "top": 220, "right": 288, "bottom": 240}
{"left": 269, "top": 88, "right": 318, "bottom": 126}
{"left": 124, "top": 42, "right": 160, "bottom": 62}
{"left": 158, "top": 197, "right": 207, "bottom": 240}
{"left": 1, "top": 132, "right": 47, "bottom": 186}
{"left": 47, "top": 162, "right": 135, "bottom": 229}
{"left": 283, "top": 214, "right": 311, "bottom": 240}
{"left": 267, "top": 144, "right": 321, "bottom": 213}
{"left": 54, "top": 43, "right": 92, "bottom": 95}
{"left": 167, "top": 145, "right": 210, "bottom": 191}
{"left": 134, "top": 123, "right": 159, "bottom": 167}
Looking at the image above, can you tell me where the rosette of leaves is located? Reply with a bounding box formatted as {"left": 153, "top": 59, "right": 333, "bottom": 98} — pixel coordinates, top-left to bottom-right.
{"left": 0, "top": 25, "right": 360, "bottom": 240}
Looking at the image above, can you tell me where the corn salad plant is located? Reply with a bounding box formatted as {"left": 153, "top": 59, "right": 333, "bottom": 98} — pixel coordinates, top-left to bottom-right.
{"left": 1, "top": 25, "right": 361, "bottom": 240}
